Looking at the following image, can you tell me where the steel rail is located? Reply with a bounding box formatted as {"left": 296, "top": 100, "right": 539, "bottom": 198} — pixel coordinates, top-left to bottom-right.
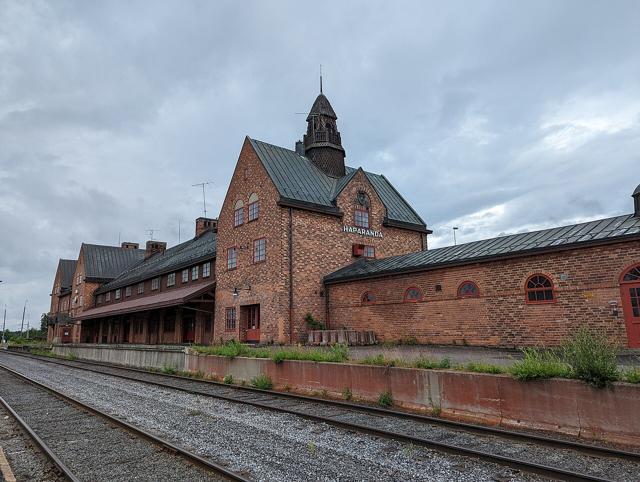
{"left": 0, "top": 364, "right": 250, "bottom": 482}
{"left": 8, "top": 349, "right": 639, "bottom": 461}
{"left": 2, "top": 352, "right": 628, "bottom": 482}
{"left": 0, "top": 395, "right": 80, "bottom": 482}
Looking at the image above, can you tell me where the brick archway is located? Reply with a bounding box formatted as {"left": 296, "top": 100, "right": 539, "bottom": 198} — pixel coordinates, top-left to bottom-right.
{"left": 620, "top": 264, "right": 640, "bottom": 348}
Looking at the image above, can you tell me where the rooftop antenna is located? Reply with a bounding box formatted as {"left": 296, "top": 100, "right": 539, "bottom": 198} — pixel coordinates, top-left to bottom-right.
{"left": 452, "top": 227, "right": 459, "bottom": 246}
{"left": 320, "top": 64, "right": 323, "bottom": 94}
{"left": 192, "top": 181, "right": 214, "bottom": 218}
{"left": 146, "top": 229, "right": 160, "bottom": 241}
{"left": 118, "top": 231, "right": 121, "bottom": 245}
{"left": 178, "top": 218, "right": 181, "bottom": 244}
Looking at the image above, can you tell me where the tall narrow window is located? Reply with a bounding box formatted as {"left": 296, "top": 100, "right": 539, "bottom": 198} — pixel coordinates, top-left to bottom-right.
{"left": 253, "top": 238, "right": 266, "bottom": 263}
{"left": 234, "top": 200, "right": 244, "bottom": 227}
{"left": 248, "top": 193, "right": 259, "bottom": 222}
{"left": 526, "top": 275, "right": 554, "bottom": 303}
{"left": 354, "top": 191, "right": 370, "bottom": 228}
{"left": 138, "top": 282, "right": 144, "bottom": 294}
{"left": 115, "top": 289, "right": 121, "bottom": 300}
{"left": 225, "top": 307, "right": 237, "bottom": 331}
{"left": 192, "top": 266, "right": 199, "bottom": 280}
{"left": 363, "top": 245, "right": 375, "bottom": 258}
{"left": 202, "top": 262, "right": 211, "bottom": 277}
{"left": 182, "top": 269, "right": 189, "bottom": 282}
{"left": 227, "top": 247, "right": 238, "bottom": 270}
{"left": 151, "top": 277, "right": 160, "bottom": 290}
{"left": 125, "top": 286, "right": 132, "bottom": 297}
{"left": 167, "top": 273, "right": 176, "bottom": 287}
{"left": 106, "top": 292, "right": 111, "bottom": 302}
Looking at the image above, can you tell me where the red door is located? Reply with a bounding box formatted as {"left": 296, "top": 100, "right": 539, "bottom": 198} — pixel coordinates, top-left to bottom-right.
{"left": 245, "top": 305, "right": 260, "bottom": 343}
{"left": 182, "top": 317, "right": 195, "bottom": 343}
{"left": 621, "top": 265, "right": 640, "bottom": 348}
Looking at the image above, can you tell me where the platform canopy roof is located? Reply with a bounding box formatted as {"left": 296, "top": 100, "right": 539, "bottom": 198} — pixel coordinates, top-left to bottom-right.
{"left": 76, "top": 281, "right": 215, "bottom": 321}
{"left": 325, "top": 213, "right": 640, "bottom": 284}
{"left": 249, "top": 137, "right": 428, "bottom": 232}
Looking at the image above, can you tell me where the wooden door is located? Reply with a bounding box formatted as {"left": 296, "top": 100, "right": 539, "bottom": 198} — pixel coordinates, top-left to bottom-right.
{"left": 245, "top": 305, "right": 260, "bottom": 343}
{"left": 621, "top": 265, "right": 640, "bottom": 348}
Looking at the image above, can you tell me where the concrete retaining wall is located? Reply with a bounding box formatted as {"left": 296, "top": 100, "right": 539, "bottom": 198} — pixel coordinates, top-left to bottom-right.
{"left": 47, "top": 345, "right": 640, "bottom": 447}
{"left": 186, "top": 352, "right": 640, "bottom": 447}
{"left": 52, "top": 344, "right": 186, "bottom": 370}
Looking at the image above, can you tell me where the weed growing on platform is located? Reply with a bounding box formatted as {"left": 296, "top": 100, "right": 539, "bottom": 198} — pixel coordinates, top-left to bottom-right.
{"left": 622, "top": 368, "right": 640, "bottom": 384}
{"left": 359, "top": 354, "right": 397, "bottom": 367}
{"left": 29, "top": 349, "right": 54, "bottom": 357}
{"left": 412, "top": 357, "right": 451, "bottom": 370}
{"left": 251, "top": 374, "right": 273, "bottom": 390}
{"left": 270, "top": 343, "right": 348, "bottom": 364}
{"left": 378, "top": 390, "right": 393, "bottom": 407}
{"left": 509, "top": 348, "right": 570, "bottom": 381}
{"left": 561, "top": 327, "right": 619, "bottom": 388}
{"left": 460, "top": 362, "right": 505, "bottom": 374}
{"left": 223, "top": 374, "right": 234, "bottom": 384}
{"left": 161, "top": 366, "right": 177, "bottom": 375}
{"left": 342, "top": 387, "right": 352, "bottom": 400}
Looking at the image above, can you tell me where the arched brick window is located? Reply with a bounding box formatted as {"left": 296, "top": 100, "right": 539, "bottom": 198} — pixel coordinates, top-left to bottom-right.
{"left": 403, "top": 287, "right": 422, "bottom": 302}
{"left": 248, "top": 193, "right": 259, "bottom": 222}
{"left": 234, "top": 200, "right": 244, "bottom": 227}
{"left": 354, "top": 192, "right": 370, "bottom": 228}
{"left": 622, "top": 265, "right": 640, "bottom": 282}
{"left": 458, "top": 281, "right": 480, "bottom": 298}
{"left": 525, "top": 274, "right": 554, "bottom": 303}
{"left": 361, "top": 291, "right": 376, "bottom": 304}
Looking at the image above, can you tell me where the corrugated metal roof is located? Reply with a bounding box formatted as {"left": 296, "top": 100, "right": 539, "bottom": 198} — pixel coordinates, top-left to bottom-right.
{"left": 95, "top": 231, "right": 216, "bottom": 294}
{"left": 82, "top": 244, "right": 145, "bottom": 281}
{"left": 325, "top": 213, "right": 640, "bottom": 283}
{"left": 249, "top": 137, "right": 426, "bottom": 229}
{"left": 58, "top": 259, "right": 77, "bottom": 289}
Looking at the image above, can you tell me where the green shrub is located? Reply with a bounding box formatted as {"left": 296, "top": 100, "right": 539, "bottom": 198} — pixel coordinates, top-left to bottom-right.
{"left": 305, "top": 313, "right": 326, "bottom": 331}
{"left": 191, "top": 340, "right": 271, "bottom": 359}
{"left": 162, "top": 366, "right": 177, "bottom": 375}
{"left": 223, "top": 374, "right": 234, "bottom": 384}
{"left": 510, "top": 347, "right": 571, "bottom": 380}
{"left": 359, "top": 354, "right": 396, "bottom": 367}
{"left": 561, "top": 327, "right": 619, "bottom": 388}
{"left": 413, "top": 357, "right": 451, "bottom": 370}
{"left": 251, "top": 374, "right": 273, "bottom": 390}
{"left": 342, "top": 387, "right": 352, "bottom": 400}
{"left": 622, "top": 368, "right": 640, "bottom": 384}
{"left": 378, "top": 390, "right": 393, "bottom": 407}
{"left": 270, "top": 344, "right": 349, "bottom": 364}
{"left": 461, "top": 362, "right": 505, "bottom": 374}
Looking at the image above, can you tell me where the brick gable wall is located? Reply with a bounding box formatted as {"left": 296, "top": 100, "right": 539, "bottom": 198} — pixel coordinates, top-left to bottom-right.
{"left": 326, "top": 240, "right": 640, "bottom": 347}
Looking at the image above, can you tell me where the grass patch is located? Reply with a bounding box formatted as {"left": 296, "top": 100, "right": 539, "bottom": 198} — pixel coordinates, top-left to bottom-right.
{"left": 342, "top": 387, "right": 352, "bottom": 401}
{"left": 270, "top": 344, "right": 348, "bottom": 364}
{"left": 191, "top": 340, "right": 271, "bottom": 359}
{"left": 622, "top": 368, "right": 640, "bottom": 384}
{"left": 223, "top": 374, "right": 234, "bottom": 384}
{"left": 378, "top": 390, "right": 393, "bottom": 407}
{"left": 561, "top": 327, "right": 619, "bottom": 388}
{"left": 359, "top": 354, "right": 397, "bottom": 367}
{"left": 510, "top": 347, "right": 571, "bottom": 381}
{"left": 412, "top": 357, "right": 451, "bottom": 370}
{"left": 251, "top": 374, "right": 273, "bottom": 390}
{"left": 29, "top": 348, "right": 55, "bottom": 358}
{"left": 161, "top": 366, "right": 177, "bottom": 375}
{"left": 459, "top": 361, "right": 505, "bottom": 374}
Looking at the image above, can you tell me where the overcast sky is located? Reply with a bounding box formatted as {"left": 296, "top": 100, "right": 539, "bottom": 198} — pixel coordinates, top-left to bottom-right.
{"left": 1, "top": 1, "right": 639, "bottom": 329}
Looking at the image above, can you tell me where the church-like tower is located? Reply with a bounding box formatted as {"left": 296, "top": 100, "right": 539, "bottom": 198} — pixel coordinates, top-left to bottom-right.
{"left": 299, "top": 88, "right": 346, "bottom": 178}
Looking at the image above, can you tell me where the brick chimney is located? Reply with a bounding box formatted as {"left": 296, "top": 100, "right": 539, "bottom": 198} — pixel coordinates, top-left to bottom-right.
{"left": 195, "top": 217, "right": 218, "bottom": 237}
{"left": 121, "top": 242, "right": 139, "bottom": 250}
{"left": 145, "top": 240, "right": 167, "bottom": 259}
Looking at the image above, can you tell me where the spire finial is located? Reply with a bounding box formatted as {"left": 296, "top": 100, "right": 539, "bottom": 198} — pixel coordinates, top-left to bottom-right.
{"left": 320, "top": 64, "right": 323, "bottom": 94}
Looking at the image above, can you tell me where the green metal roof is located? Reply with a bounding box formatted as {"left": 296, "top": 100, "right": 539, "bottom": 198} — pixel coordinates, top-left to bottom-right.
{"left": 249, "top": 137, "right": 426, "bottom": 230}
{"left": 325, "top": 213, "right": 640, "bottom": 283}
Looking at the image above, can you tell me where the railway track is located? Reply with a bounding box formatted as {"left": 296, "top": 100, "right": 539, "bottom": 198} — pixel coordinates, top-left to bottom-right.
{"left": 0, "top": 363, "right": 250, "bottom": 482}
{"left": 4, "top": 350, "right": 640, "bottom": 481}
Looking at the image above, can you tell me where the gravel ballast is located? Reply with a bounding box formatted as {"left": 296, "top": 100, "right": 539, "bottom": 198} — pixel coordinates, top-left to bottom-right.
{"left": 0, "top": 353, "right": 543, "bottom": 482}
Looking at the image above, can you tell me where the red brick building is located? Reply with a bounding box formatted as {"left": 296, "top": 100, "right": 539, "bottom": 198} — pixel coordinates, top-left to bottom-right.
{"left": 48, "top": 89, "right": 640, "bottom": 349}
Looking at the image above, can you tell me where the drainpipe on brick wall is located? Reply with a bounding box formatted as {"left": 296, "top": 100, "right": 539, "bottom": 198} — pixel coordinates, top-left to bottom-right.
{"left": 288, "top": 208, "right": 294, "bottom": 343}
{"left": 324, "top": 284, "right": 330, "bottom": 329}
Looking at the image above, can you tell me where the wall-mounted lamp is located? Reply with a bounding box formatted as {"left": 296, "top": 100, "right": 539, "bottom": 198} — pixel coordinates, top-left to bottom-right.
{"left": 232, "top": 285, "right": 251, "bottom": 299}
{"left": 609, "top": 300, "right": 619, "bottom": 317}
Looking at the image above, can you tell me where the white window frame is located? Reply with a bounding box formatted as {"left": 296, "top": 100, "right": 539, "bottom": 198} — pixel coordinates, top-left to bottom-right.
{"left": 105, "top": 292, "right": 111, "bottom": 302}
{"left": 182, "top": 269, "right": 189, "bottom": 283}
{"left": 115, "top": 289, "right": 121, "bottom": 300}
{"left": 192, "top": 266, "right": 199, "bottom": 280}
{"left": 138, "top": 282, "right": 144, "bottom": 294}
{"left": 125, "top": 286, "right": 132, "bottom": 297}
{"left": 167, "top": 272, "right": 176, "bottom": 287}
{"left": 151, "top": 277, "right": 160, "bottom": 290}
{"left": 202, "top": 262, "right": 211, "bottom": 278}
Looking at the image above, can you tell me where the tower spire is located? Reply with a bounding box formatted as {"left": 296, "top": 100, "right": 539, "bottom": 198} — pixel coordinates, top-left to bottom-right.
{"left": 320, "top": 64, "right": 323, "bottom": 94}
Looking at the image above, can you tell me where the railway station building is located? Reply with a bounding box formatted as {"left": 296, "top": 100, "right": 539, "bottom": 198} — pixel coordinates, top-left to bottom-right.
{"left": 48, "top": 89, "right": 640, "bottom": 348}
